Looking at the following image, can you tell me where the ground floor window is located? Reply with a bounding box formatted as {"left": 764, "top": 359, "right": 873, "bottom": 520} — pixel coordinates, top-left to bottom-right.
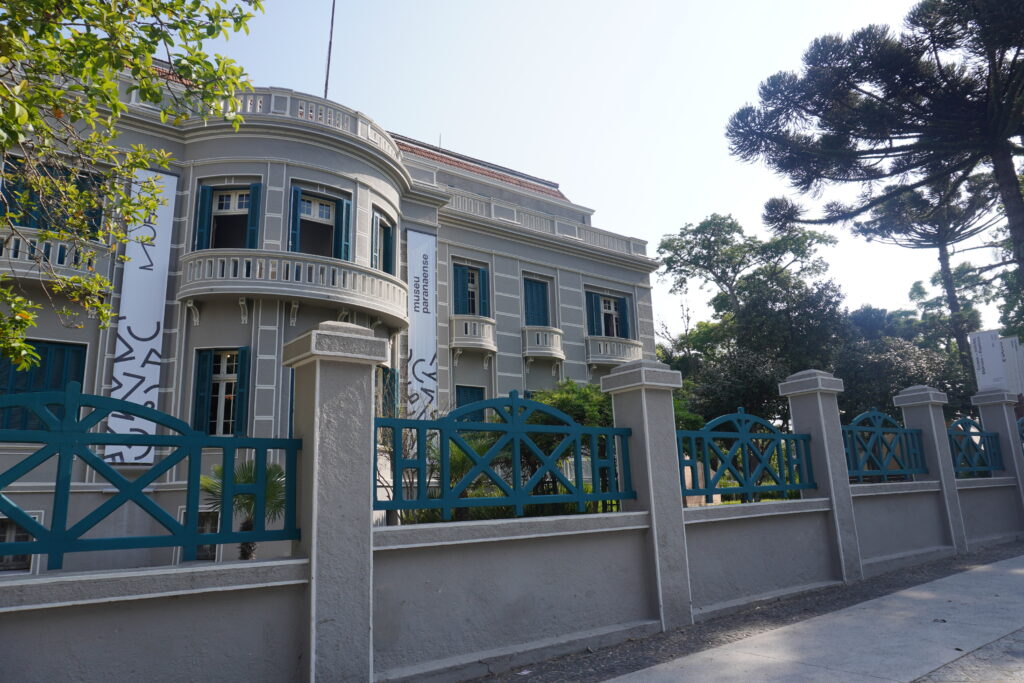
{"left": 192, "top": 347, "right": 250, "bottom": 436}
{"left": 0, "top": 340, "right": 86, "bottom": 429}
{"left": 0, "top": 517, "right": 32, "bottom": 572}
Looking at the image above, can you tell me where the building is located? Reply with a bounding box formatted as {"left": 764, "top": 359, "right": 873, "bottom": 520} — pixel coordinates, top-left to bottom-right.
{"left": 0, "top": 85, "right": 658, "bottom": 573}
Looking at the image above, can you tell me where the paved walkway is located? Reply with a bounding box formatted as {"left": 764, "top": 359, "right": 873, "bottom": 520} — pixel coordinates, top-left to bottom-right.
{"left": 609, "top": 555, "right": 1024, "bottom": 682}
{"left": 479, "top": 540, "right": 1024, "bottom": 682}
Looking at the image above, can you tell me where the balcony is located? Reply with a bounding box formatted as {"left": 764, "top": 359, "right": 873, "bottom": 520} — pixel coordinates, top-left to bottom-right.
{"left": 449, "top": 315, "right": 497, "bottom": 353}
{"left": 178, "top": 249, "right": 408, "bottom": 328}
{"left": 586, "top": 336, "right": 644, "bottom": 366}
{"left": 522, "top": 326, "right": 565, "bottom": 361}
{"left": 0, "top": 228, "right": 110, "bottom": 282}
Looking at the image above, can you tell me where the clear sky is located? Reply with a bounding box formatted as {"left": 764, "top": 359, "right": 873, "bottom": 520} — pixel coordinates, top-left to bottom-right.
{"left": 212, "top": 0, "right": 1002, "bottom": 335}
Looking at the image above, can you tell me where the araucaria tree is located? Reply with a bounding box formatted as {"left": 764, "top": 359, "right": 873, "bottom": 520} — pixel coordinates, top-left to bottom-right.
{"left": 0, "top": 0, "right": 261, "bottom": 367}
{"left": 726, "top": 0, "right": 1024, "bottom": 271}
{"left": 852, "top": 176, "right": 1002, "bottom": 379}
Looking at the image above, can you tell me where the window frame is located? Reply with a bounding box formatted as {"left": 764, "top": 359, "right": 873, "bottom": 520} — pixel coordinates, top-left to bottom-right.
{"left": 174, "top": 506, "right": 222, "bottom": 564}
{"left": 0, "top": 511, "right": 43, "bottom": 575}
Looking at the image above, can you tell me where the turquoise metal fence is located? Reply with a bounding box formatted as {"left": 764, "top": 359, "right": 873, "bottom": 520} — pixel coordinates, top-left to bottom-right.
{"left": 676, "top": 408, "right": 815, "bottom": 503}
{"left": 373, "top": 390, "right": 634, "bottom": 520}
{"left": 842, "top": 410, "right": 926, "bottom": 483}
{"left": 947, "top": 417, "right": 1002, "bottom": 478}
{"left": 0, "top": 382, "right": 300, "bottom": 570}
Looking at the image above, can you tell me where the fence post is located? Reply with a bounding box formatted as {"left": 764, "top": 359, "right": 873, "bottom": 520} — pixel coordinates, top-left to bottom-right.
{"left": 972, "top": 389, "right": 1024, "bottom": 511}
{"left": 283, "top": 321, "right": 389, "bottom": 682}
{"left": 778, "top": 369, "right": 863, "bottom": 582}
{"left": 600, "top": 359, "right": 692, "bottom": 629}
{"left": 894, "top": 385, "right": 968, "bottom": 554}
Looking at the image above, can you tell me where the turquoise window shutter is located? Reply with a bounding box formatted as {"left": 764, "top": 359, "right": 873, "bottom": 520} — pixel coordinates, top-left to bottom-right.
{"left": 0, "top": 340, "right": 86, "bottom": 429}
{"left": 234, "top": 346, "right": 250, "bottom": 437}
{"left": 524, "top": 279, "right": 549, "bottom": 326}
{"left": 333, "top": 197, "right": 352, "bottom": 260}
{"left": 194, "top": 186, "right": 213, "bottom": 250}
{"left": 246, "top": 183, "right": 262, "bottom": 249}
{"left": 381, "top": 223, "right": 395, "bottom": 275}
{"left": 479, "top": 268, "right": 490, "bottom": 318}
{"left": 192, "top": 349, "right": 214, "bottom": 432}
{"left": 617, "top": 297, "right": 631, "bottom": 339}
{"left": 453, "top": 264, "right": 469, "bottom": 315}
{"left": 585, "top": 292, "right": 601, "bottom": 335}
{"left": 288, "top": 186, "right": 302, "bottom": 252}
{"left": 371, "top": 212, "right": 380, "bottom": 269}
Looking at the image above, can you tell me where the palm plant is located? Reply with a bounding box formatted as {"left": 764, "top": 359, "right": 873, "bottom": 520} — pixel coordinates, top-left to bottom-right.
{"left": 199, "top": 459, "right": 286, "bottom": 560}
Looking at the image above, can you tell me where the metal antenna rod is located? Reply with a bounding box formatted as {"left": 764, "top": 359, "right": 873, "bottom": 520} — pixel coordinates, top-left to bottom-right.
{"left": 323, "top": 0, "right": 337, "bottom": 99}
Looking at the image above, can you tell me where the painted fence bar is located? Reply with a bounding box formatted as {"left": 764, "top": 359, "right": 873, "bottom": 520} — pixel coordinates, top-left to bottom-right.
{"left": 0, "top": 382, "right": 300, "bottom": 570}
{"left": 676, "top": 408, "right": 815, "bottom": 503}
{"left": 373, "top": 390, "right": 634, "bottom": 519}
{"left": 947, "top": 417, "right": 1003, "bottom": 477}
{"left": 842, "top": 409, "right": 927, "bottom": 482}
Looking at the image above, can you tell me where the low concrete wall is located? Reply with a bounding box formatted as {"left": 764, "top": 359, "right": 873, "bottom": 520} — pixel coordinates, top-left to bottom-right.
{"left": 852, "top": 482, "right": 954, "bottom": 576}
{"left": 958, "top": 478, "right": 1024, "bottom": 548}
{"left": 1, "top": 560, "right": 309, "bottom": 682}
{"left": 684, "top": 499, "right": 840, "bottom": 617}
{"left": 372, "top": 512, "right": 659, "bottom": 681}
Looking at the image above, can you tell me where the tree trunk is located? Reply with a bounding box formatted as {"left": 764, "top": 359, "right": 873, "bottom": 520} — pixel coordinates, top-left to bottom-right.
{"left": 238, "top": 517, "right": 256, "bottom": 560}
{"left": 937, "top": 243, "right": 974, "bottom": 386}
{"left": 990, "top": 145, "right": 1024, "bottom": 273}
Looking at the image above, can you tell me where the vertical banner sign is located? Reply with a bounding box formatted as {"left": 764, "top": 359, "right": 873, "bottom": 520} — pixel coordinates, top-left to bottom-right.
{"left": 105, "top": 170, "right": 177, "bottom": 464}
{"left": 406, "top": 230, "right": 438, "bottom": 420}
{"left": 969, "top": 330, "right": 1007, "bottom": 391}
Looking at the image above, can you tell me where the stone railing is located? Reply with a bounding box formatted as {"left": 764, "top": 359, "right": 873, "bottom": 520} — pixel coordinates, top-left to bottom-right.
{"left": 178, "top": 249, "right": 408, "bottom": 327}
{"left": 522, "top": 326, "right": 565, "bottom": 360}
{"left": 449, "top": 315, "right": 497, "bottom": 353}
{"left": 0, "top": 228, "right": 109, "bottom": 280}
{"left": 586, "top": 336, "right": 644, "bottom": 366}
{"left": 442, "top": 187, "right": 648, "bottom": 258}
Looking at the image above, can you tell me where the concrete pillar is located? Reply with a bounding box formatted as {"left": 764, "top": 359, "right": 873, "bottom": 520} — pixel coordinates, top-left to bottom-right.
{"left": 972, "top": 389, "right": 1024, "bottom": 511}
{"left": 600, "top": 359, "right": 693, "bottom": 629}
{"left": 778, "top": 369, "right": 863, "bottom": 582}
{"left": 894, "top": 385, "right": 968, "bottom": 554}
{"left": 283, "top": 321, "right": 389, "bottom": 682}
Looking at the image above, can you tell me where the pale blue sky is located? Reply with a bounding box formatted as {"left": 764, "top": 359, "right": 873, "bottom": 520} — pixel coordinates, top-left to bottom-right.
{"left": 213, "top": 0, "right": 999, "bottom": 334}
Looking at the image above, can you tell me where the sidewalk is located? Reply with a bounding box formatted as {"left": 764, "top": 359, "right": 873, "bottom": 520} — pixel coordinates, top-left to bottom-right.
{"left": 479, "top": 540, "right": 1024, "bottom": 682}
{"left": 609, "top": 554, "right": 1024, "bottom": 682}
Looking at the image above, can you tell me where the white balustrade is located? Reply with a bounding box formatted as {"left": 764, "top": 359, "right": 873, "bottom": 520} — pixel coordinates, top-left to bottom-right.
{"left": 0, "top": 229, "right": 106, "bottom": 279}
{"left": 449, "top": 315, "right": 497, "bottom": 352}
{"left": 586, "top": 336, "right": 644, "bottom": 365}
{"left": 179, "top": 249, "right": 408, "bottom": 325}
{"left": 522, "top": 326, "right": 565, "bottom": 360}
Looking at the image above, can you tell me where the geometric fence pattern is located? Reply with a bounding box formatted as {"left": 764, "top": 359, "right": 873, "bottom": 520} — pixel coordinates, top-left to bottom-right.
{"left": 947, "top": 417, "right": 1002, "bottom": 478}
{"left": 373, "top": 390, "right": 634, "bottom": 521}
{"left": 842, "top": 409, "right": 927, "bottom": 483}
{"left": 677, "top": 408, "right": 815, "bottom": 504}
{"left": 0, "top": 383, "right": 300, "bottom": 569}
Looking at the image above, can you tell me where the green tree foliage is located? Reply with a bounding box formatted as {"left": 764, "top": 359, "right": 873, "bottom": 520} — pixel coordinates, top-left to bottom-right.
{"left": 658, "top": 215, "right": 846, "bottom": 423}
{"left": 726, "top": 0, "right": 1024, "bottom": 273}
{"left": 853, "top": 177, "right": 1002, "bottom": 379}
{"left": 199, "top": 460, "right": 286, "bottom": 561}
{"left": 0, "top": 0, "right": 261, "bottom": 365}
{"left": 528, "top": 380, "right": 612, "bottom": 427}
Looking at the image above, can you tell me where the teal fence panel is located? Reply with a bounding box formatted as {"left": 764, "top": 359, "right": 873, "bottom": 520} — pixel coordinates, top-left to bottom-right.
{"left": 842, "top": 410, "right": 926, "bottom": 482}
{"left": 676, "top": 408, "right": 815, "bottom": 503}
{"left": 373, "top": 390, "right": 634, "bottom": 520}
{"left": 0, "top": 382, "right": 300, "bottom": 570}
{"left": 1018, "top": 416, "right": 1024, "bottom": 452}
{"left": 947, "top": 417, "right": 1002, "bottom": 478}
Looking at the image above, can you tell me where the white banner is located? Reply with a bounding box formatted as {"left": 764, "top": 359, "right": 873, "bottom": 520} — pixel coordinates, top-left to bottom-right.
{"left": 970, "top": 330, "right": 1007, "bottom": 391}
{"left": 406, "top": 230, "right": 438, "bottom": 420}
{"left": 105, "top": 170, "right": 177, "bottom": 463}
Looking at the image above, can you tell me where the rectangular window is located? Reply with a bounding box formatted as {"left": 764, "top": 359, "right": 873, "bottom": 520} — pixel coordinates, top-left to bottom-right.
{"left": 523, "top": 278, "right": 550, "bottom": 327}
{"left": 454, "top": 385, "right": 485, "bottom": 421}
{"left": 0, "top": 518, "right": 31, "bottom": 572}
{"left": 452, "top": 263, "right": 490, "bottom": 317}
{"left": 585, "top": 292, "right": 631, "bottom": 339}
{"left": 375, "top": 365, "right": 399, "bottom": 418}
{"left": 371, "top": 210, "right": 395, "bottom": 275}
{"left": 194, "top": 183, "right": 262, "bottom": 251}
{"left": 192, "top": 347, "right": 250, "bottom": 436}
{"left": 2, "top": 159, "right": 103, "bottom": 235}
{"left": 0, "top": 340, "right": 86, "bottom": 429}
{"left": 289, "top": 187, "right": 351, "bottom": 260}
